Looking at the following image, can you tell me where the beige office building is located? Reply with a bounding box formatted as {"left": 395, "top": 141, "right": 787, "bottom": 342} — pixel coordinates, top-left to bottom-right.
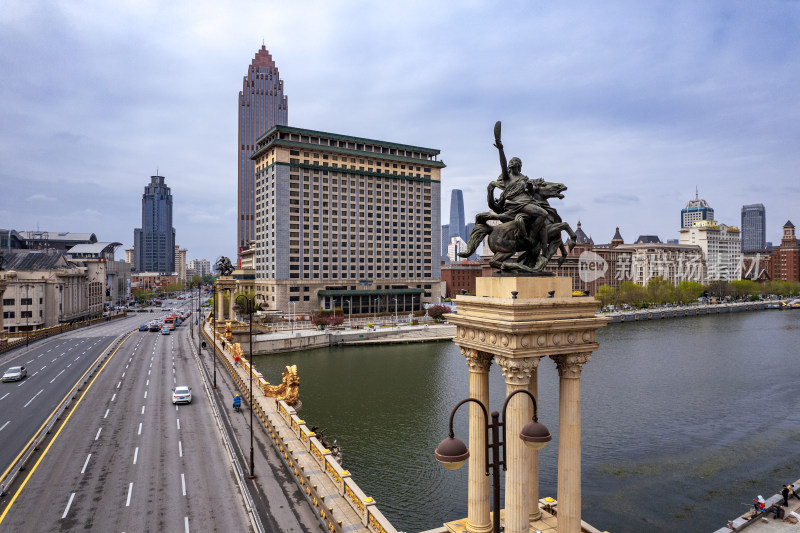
{"left": 679, "top": 220, "right": 742, "bottom": 281}
{"left": 251, "top": 125, "right": 444, "bottom": 315}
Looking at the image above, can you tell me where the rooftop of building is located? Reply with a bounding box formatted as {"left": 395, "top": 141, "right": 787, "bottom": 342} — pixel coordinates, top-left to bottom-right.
{"left": 634, "top": 235, "right": 662, "bottom": 244}
{"left": 253, "top": 124, "right": 444, "bottom": 162}
{"left": 2, "top": 250, "right": 73, "bottom": 271}
{"left": 18, "top": 231, "right": 98, "bottom": 243}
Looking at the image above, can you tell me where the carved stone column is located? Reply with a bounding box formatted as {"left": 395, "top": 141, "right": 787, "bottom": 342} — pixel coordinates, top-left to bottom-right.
{"left": 527, "top": 364, "right": 542, "bottom": 520}
{"left": 463, "top": 348, "right": 493, "bottom": 533}
{"left": 551, "top": 353, "right": 591, "bottom": 533}
{"left": 496, "top": 355, "right": 539, "bottom": 533}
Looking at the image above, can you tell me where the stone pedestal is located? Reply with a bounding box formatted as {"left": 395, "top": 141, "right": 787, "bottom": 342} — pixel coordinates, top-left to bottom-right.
{"left": 448, "top": 276, "right": 609, "bottom": 533}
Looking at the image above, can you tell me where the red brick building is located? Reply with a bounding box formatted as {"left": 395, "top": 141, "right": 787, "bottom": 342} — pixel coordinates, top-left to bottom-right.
{"left": 441, "top": 261, "right": 482, "bottom": 297}
{"left": 767, "top": 221, "right": 800, "bottom": 282}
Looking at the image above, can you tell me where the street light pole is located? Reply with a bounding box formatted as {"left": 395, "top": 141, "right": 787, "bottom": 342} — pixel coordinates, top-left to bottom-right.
{"left": 392, "top": 297, "right": 397, "bottom": 328}
{"left": 234, "top": 294, "right": 256, "bottom": 479}
{"left": 345, "top": 299, "right": 351, "bottom": 327}
{"left": 290, "top": 300, "right": 296, "bottom": 333}
{"left": 25, "top": 284, "right": 31, "bottom": 347}
{"left": 374, "top": 297, "right": 378, "bottom": 324}
{"left": 435, "top": 390, "right": 551, "bottom": 533}
{"left": 211, "top": 285, "right": 217, "bottom": 388}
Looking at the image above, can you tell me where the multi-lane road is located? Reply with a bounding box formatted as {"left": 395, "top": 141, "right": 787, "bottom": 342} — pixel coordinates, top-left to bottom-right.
{"left": 0, "top": 304, "right": 253, "bottom": 532}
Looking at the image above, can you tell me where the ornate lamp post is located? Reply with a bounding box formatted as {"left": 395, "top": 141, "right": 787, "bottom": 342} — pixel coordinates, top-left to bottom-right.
{"left": 434, "top": 390, "right": 551, "bottom": 533}
{"left": 233, "top": 293, "right": 256, "bottom": 479}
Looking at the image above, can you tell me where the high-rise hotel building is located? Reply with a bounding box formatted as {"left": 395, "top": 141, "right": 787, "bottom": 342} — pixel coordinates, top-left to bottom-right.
{"left": 238, "top": 45, "right": 288, "bottom": 258}
{"left": 251, "top": 125, "right": 443, "bottom": 314}
{"left": 133, "top": 175, "right": 175, "bottom": 273}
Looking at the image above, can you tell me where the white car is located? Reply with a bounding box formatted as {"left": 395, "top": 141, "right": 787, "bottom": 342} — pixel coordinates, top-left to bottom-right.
{"left": 2, "top": 366, "right": 27, "bottom": 382}
{"left": 172, "top": 386, "right": 192, "bottom": 404}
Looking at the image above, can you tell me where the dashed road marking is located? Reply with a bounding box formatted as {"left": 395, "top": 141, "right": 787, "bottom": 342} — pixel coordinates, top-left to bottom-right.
{"left": 126, "top": 483, "right": 133, "bottom": 507}
{"left": 141, "top": 406, "right": 145, "bottom": 414}
{"left": 104, "top": 409, "right": 109, "bottom": 419}
{"left": 95, "top": 428, "right": 102, "bottom": 440}
{"left": 133, "top": 447, "right": 138, "bottom": 465}
{"left": 179, "top": 440, "right": 183, "bottom": 457}
{"left": 62, "top": 492, "right": 75, "bottom": 519}
{"left": 181, "top": 473, "right": 186, "bottom": 496}
{"left": 0, "top": 421, "right": 9, "bottom": 432}
{"left": 138, "top": 422, "right": 142, "bottom": 435}
{"left": 81, "top": 454, "right": 91, "bottom": 474}
{"left": 23, "top": 389, "right": 44, "bottom": 408}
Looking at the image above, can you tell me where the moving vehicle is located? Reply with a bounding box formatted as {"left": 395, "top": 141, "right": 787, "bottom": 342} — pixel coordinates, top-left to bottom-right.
{"left": 2, "top": 366, "right": 27, "bottom": 382}
{"left": 139, "top": 324, "right": 149, "bottom": 331}
{"left": 149, "top": 322, "right": 161, "bottom": 332}
{"left": 161, "top": 326, "right": 170, "bottom": 335}
{"left": 172, "top": 386, "right": 192, "bottom": 404}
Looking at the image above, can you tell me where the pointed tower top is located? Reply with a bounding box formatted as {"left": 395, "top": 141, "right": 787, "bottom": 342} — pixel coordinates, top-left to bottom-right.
{"left": 251, "top": 45, "right": 276, "bottom": 69}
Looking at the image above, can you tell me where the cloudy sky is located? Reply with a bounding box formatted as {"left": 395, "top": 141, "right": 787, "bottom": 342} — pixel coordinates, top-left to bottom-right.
{"left": 1, "top": 0, "right": 798, "bottom": 263}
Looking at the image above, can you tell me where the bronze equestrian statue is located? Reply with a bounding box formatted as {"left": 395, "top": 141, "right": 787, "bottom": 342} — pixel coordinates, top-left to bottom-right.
{"left": 459, "top": 121, "right": 577, "bottom": 274}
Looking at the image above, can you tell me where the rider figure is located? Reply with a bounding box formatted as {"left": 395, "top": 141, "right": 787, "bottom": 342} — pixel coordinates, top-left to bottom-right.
{"left": 491, "top": 139, "right": 550, "bottom": 256}
{"left": 233, "top": 394, "right": 241, "bottom": 411}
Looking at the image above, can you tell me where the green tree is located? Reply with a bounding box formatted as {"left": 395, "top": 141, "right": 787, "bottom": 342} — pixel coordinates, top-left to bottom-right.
{"left": 706, "top": 280, "right": 732, "bottom": 299}
{"left": 594, "top": 285, "right": 616, "bottom": 308}
{"left": 617, "top": 281, "right": 647, "bottom": 307}
{"left": 676, "top": 281, "right": 705, "bottom": 303}
{"left": 646, "top": 276, "right": 675, "bottom": 305}
{"left": 729, "top": 279, "right": 759, "bottom": 299}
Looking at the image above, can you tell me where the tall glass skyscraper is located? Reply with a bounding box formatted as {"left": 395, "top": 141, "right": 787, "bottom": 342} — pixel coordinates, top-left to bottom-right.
{"left": 449, "top": 189, "right": 465, "bottom": 241}
{"left": 238, "top": 45, "right": 288, "bottom": 257}
{"left": 741, "top": 203, "right": 766, "bottom": 252}
{"left": 133, "top": 175, "right": 175, "bottom": 273}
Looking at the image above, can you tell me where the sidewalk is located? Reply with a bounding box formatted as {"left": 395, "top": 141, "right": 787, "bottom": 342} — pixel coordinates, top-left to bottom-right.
{"left": 202, "top": 323, "right": 390, "bottom": 533}
{"left": 715, "top": 481, "right": 800, "bottom": 532}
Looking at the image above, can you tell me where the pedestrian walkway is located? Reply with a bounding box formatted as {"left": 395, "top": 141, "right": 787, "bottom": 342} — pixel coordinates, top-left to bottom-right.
{"left": 715, "top": 480, "right": 800, "bottom": 532}
{"left": 202, "top": 322, "right": 395, "bottom": 533}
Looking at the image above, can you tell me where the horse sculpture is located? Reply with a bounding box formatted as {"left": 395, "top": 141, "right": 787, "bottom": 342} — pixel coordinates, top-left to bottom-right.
{"left": 459, "top": 179, "right": 577, "bottom": 273}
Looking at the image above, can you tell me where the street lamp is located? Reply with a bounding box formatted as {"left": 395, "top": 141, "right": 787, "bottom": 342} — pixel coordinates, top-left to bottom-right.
{"left": 434, "top": 389, "right": 551, "bottom": 533}
{"left": 234, "top": 293, "right": 257, "bottom": 479}
{"left": 24, "top": 284, "right": 32, "bottom": 347}
{"left": 374, "top": 298, "right": 379, "bottom": 324}
{"left": 345, "top": 299, "right": 351, "bottom": 327}
{"left": 290, "top": 300, "right": 296, "bottom": 333}
{"left": 211, "top": 285, "right": 217, "bottom": 388}
{"left": 332, "top": 298, "right": 336, "bottom": 323}
{"left": 392, "top": 297, "right": 397, "bottom": 328}
{"left": 411, "top": 296, "right": 415, "bottom": 321}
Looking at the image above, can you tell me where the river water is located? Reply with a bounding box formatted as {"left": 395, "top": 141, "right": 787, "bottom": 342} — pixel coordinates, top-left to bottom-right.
{"left": 253, "top": 310, "right": 800, "bottom": 532}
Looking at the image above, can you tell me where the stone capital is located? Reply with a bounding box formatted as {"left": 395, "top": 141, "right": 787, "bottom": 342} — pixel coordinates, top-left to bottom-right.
{"left": 462, "top": 348, "right": 493, "bottom": 373}
{"left": 551, "top": 352, "right": 591, "bottom": 379}
{"left": 495, "top": 355, "right": 540, "bottom": 387}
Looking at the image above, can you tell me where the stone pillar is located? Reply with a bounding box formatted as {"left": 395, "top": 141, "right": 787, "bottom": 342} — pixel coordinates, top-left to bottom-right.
{"left": 552, "top": 353, "right": 590, "bottom": 533}
{"left": 496, "top": 355, "right": 539, "bottom": 533}
{"left": 527, "top": 365, "right": 542, "bottom": 520}
{"left": 227, "top": 290, "right": 235, "bottom": 321}
{"left": 216, "top": 289, "right": 225, "bottom": 323}
{"left": 462, "top": 348, "right": 493, "bottom": 533}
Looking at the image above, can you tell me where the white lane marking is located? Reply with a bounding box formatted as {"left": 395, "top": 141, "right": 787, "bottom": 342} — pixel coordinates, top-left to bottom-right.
{"left": 175, "top": 405, "right": 178, "bottom": 411}
{"left": 67, "top": 363, "right": 72, "bottom": 368}
{"left": 179, "top": 439, "right": 183, "bottom": 456}
{"left": 62, "top": 492, "right": 76, "bottom": 519}
{"left": 181, "top": 473, "right": 186, "bottom": 496}
{"left": 0, "top": 421, "right": 10, "bottom": 432}
{"left": 122, "top": 372, "right": 125, "bottom": 378}
{"left": 37, "top": 354, "right": 43, "bottom": 358}
{"left": 172, "top": 368, "right": 175, "bottom": 374}
{"left": 75, "top": 356, "right": 80, "bottom": 361}
{"left": 144, "top": 391, "right": 147, "bottom": 399}
{"left": 26, "top": 359, "right": 33, "bottom": 364}
{"left": 81, "top": 454, "right": 91, "bottom": 474}
{"left": 24, "top": 389, "right": 44, "bottom": 408}
{"left": 95, "top": 428, "right": 102, "bottom": 440}
{"left": 146, "top": 379, "right": 149, "bottom": 386}
{"left": 173, "top": 377, "right": 176, "bottom": 384}
{"left": 47, "top": 349, "right": 52, "bottom": 353}
{"left": 126, "top": 364, "right": 129, "bottom": 369}
{"left": 126, "top": 483, "right": 133, "bottom": 506}
{"left": 117, "top": 381, "right": 121, "bottom": 389}
{"left": 133, "top": 447, "right": 138, "bottom": 464}
{"left": 0, "top": 393, "right": 9, "bottom": 401}
{"left": 185, "top": 516, "right": 189, "bottom": 533}
{"left": 176, "top": 419, "right": 180, "bottom": 430}
{"left": 52, "top": 358, "right": 57, "bottom": 363}
{"left": 111, "top": 393, "right": 116, "bottom": 402}
{"left": 141, "top": 406, "right": 145, "bottom": 414}
{"left": 138, "top": 422, "right": 142, "bottom": 435}
{"left": 50, "top": 369, "right": 66, "bottom": 384}
{"left": 104, "top": 409, "right": 109, "bottom": 419}
{"left": 148, "top": 370, "right": 151, "bottom": 376}
{"left": 41, "top": 365, "right": 47, "bottom": 370}
{"left": 149, "top": 363, "right": 152, "bottom": 368}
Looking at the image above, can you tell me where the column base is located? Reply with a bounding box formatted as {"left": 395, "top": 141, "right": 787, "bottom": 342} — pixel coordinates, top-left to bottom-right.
{"left": 444, "top": 502, "right": 581, "bottom": 533}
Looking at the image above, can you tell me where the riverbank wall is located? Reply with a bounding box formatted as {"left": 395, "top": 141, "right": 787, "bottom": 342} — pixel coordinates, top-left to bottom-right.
{"left": 606, "top": 301, "right": 767, "bottom": 323}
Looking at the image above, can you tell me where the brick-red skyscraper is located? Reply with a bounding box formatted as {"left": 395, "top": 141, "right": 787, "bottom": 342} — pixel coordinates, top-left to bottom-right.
{"left": 238, "top": 45, "right": 288, "bottom": 259}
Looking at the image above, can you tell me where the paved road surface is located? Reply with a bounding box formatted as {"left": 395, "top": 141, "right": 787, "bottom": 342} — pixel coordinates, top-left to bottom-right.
{"left": 0, "top": 310, "right": 253, "bottom": 532}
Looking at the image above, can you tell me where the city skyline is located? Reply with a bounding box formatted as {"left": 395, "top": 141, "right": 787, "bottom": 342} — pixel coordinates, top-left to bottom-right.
{"left": 1, "top": 2, "right": 798, "bottom": 262}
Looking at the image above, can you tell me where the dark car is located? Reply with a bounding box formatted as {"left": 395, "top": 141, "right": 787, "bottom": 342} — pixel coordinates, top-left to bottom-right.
{"left": 139, "top": 324, "right": 148, "bottom": 331}
{"left": 149, "top": 323, "right": 160, "bottom": 332}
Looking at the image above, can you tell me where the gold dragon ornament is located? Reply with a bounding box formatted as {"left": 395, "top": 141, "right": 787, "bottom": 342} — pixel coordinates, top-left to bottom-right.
{"left": 262, "top": 365, "right": 300, "bottom": 406}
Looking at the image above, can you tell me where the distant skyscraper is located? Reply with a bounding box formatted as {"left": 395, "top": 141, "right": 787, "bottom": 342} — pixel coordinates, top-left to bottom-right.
{"left": 741, "top": 203, "right": 766, "bottom": 252}
{"left": 449, "top": 190, "right": 466, "bottom": 242}
{"left": 238, "top": 45, "right": 288, "bottom": 257}
{"left": 441, "top": 224, "right": 450, "bottom": 260}
{"left": 681, "top": 189, "right": 714, "bottom": 228}
{"left": 133, "top": 175, "right": 175, "bottom": 273}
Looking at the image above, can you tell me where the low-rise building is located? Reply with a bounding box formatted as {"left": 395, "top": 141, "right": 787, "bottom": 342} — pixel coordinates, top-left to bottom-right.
{"left": 441, "top": 261, "right": 482, "bottom": 297}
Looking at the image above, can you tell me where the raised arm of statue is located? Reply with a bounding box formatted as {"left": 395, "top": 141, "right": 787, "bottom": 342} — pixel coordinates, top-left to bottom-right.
{"left": 494, "top": 121, "right": 509, "bottom": 182}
